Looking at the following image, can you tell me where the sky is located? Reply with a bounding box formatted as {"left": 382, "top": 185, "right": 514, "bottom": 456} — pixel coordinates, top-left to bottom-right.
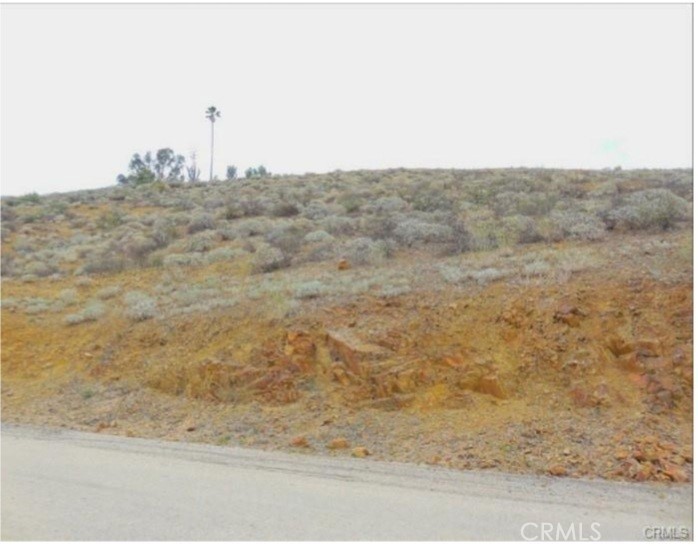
{"left": 1, "top": 3, "right": 692, "bottom": 196}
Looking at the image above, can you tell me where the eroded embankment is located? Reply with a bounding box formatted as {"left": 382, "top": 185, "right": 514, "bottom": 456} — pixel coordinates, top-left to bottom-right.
{"left": 2, "top": 262, "right": 692, "bottom": 483}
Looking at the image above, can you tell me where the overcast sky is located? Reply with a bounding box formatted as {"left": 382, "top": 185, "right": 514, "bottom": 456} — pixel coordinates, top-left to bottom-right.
{"left": 1, "top": 4, "right": 692, "bottom": 196}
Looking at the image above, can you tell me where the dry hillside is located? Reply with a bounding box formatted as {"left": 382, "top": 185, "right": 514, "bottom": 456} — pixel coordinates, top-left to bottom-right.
{"left": 1, "top": 167, "right": 693, "bottom": 482}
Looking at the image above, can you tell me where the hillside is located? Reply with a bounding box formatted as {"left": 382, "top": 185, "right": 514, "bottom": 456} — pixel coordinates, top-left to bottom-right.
{"left": 1, "top": 167, "right": 693, "bottom": 482}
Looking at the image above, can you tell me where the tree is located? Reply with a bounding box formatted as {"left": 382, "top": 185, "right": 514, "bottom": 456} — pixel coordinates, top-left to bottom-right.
{"left": 117, "top": 148, "right": 185, "bottom": 186}
{"left": 187, "top": 152, "right": 201, "bottom": 183}
{"left": 205, "top": 106, "right": 221, "bottom": 181}
{"left": 226, "top": 165, "right": 238, "bottom": 180}
{"left": 244, "top": 165, "right": 270, "bottom": 179}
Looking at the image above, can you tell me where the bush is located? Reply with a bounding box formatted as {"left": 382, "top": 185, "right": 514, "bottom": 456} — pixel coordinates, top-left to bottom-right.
{"left": 411, "top": 189, "right": 454, "bottom": 213}
{"left": 163, "top": 253, "right": 203, "bottom": 268}
{"left": 272, "top": 203, "right": 300, "bottom": 217}
{"left": 152, "top": 218, "right": 178, "bottom": 247}
{"left": 206, "top": 246, "right": 247, "bottom": 264}
{"left": 294, "top": 281, "right": 326, "bottom": 299}
{"left": 393, "top": 220, "right": 454, "bottom": 247}
{"left": 609, "top": 189, "right": 690, "bottom": 230}
{"left": 97, "top": 285, "right": 121, "bottom": 300}
{"left": 252, "top": 244, "right": 289, "bottom": 273}
{"left": 550, "top": 210, "right": 606, "bottom": 241}
{"left": 320, "top": 215, "right": 357, "bottom": 236}
{"left": 304, "top": 230, "right": 334, "bottom": 244}
{"left": 123, "top": 291, "right": 157, "bottom": 321}
{"left": 342, "top": 237, "right": 390, "bottom": 266}
{"left": 266, "top": 224, "right": 306, "bottom": 254}
{"left": 97, "top": 209, "right": 124, "bottom": 230}
{"left": 186, "top": 232, "right": 216, "bottom": 253}
{"left": 187, "top": 212, "right": 215, "bottom": 234}
{"left": 24, "top": 260, "right": 58, "bottom": 278}
{"left": 64, "top": 300, "right": 105, "bottom": 325}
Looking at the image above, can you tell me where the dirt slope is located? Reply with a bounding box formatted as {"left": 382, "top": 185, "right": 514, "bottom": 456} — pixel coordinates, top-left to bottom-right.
{"left": 2, "top": 231, "right": 692, "bottom": 483}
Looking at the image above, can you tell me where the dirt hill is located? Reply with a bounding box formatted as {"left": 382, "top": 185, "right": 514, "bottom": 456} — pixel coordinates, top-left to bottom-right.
{"left": 1, "top": 168, "right": 693, "bottom": 482}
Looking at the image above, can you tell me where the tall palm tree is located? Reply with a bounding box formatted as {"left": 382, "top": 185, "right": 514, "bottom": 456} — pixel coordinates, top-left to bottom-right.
{"left": 205, "top": 106, "right": 221, "bottom": 181}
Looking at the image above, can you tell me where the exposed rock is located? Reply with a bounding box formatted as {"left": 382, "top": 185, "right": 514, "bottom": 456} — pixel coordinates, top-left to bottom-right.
{"left": 635, "top": 339, "right": 662, "bottom": 357}
{"left": 548, "top": 464, "right": 568, "bottom": 477}
{"left": 617, "top": 352, "right": 642, "bottom": 373}
{"left": 662, "top": 463, "right": 689, "bottom": 483}
{"left": 607, "top": 336, "right": 633, "bottom": 357}
{"left": 290, "top": 435, "right": 310, "bottom": 448}
{"left": 325, "top": 329, "right": 390, "bottom": 377}
{"left": 327, "top": 437, "right": 350, "bottom": 449}
{"left": 475, "top": 375, "right": 507, "bottom": 399}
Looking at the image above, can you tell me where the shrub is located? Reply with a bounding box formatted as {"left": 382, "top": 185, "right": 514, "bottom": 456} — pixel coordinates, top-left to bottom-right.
{"left": 186, "top": 232, "right": 216, "bottom": 253}
{"left": 272, "top": 203, "right": 300, "bottom": 217}
{"left": 294, "top": 280, "right": 326, "bottom": 299}
{"left": 609, "top": 189, "right": 690, "bottom": 230}
{"left": 97, "top": 209, "right": 124, "bottom": 230}
{"left": 64, "top": 300, "right": 105, "bottom": 325}
{"left": 304, "top": 230, "right": 334, "bottom": 244}
{"left": 238, "top": 218, "right": 273, "bottom": 238}
{"left": 222, "top": 201, "right": 245, "bottom": 220}
{"left": 121, "top": 235, "right": 159, "bottom": 266}
{"left": 439, "top": 265, "right": 509, "bottom": 285}
{"left": 342, "top": 237, "right": 390, "bottom": 266}
{"left": 550, "top": 210, "right": 606, "bottom": 241}
{"left": 152, "top": 217, "right": 178, "bottom": 247}
{"left": 266, "top": 224, "right": 306, "bottom": 254}
{"left": 123, "top": 291, "right": 158, "bottom": 321}
{"left": 97, "top": 285, "right": 121, "bottom": 300}
{"left": 206, "top": 246, "right": 246, "bottom": 264}
{"left": 58, "top": 288, "right": 78, "bottom": 306}
{"left": 163, "top": 253, "right": 203, "bottom": 268}
{"left": 187, "top": 212, "right": 215, "bottom": 234}
{"left": 320, "top": 215, "right": 357, "bottom": 236}
{"left": 337, "top": 192, "right": 363, "bottom": 213}
{"left": 363, "top": 196, "right": 409, "bottom": 214}
{"left": 411, "top": 189, "right": 454, "bottom": 213}
{"left": 302, "top": 200, "right": 342, "bottom": 220}
{"left": 24, "top": 260, "right": 58, "bottom": 278}
{"left": 493, "top": 191, "right": 557, "bottom": 217}
{"left": 81, "top": 254, "right": 127, "bottom": 275}
{"left": 393, "top": 220, "right": 454, "bottom": 247}
{"left": 252, "top": 244, "right": 288, "bottom": 273}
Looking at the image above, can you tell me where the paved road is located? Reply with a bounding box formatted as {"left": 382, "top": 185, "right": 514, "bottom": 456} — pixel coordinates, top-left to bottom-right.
{"left": 1, "top": 424, "right": 692, "bottom": 540}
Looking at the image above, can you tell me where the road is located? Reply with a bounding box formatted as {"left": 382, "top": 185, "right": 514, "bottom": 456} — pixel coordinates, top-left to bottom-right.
{"left": 1, "top": 424, "right": 692, "bottom": 540}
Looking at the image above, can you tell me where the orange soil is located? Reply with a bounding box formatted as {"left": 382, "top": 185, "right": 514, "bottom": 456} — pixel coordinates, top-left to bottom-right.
{"left": 1, "top": 239, "right": 693, "bottom": 483}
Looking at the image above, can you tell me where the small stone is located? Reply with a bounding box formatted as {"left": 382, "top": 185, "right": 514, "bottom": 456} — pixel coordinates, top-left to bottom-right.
{"left": 548, "top": 464, "right": 568, "bottom": 477}
{"left": 352, "top": 446, "right": 370, "bottom": 458}
{"left": 662, "top": 463, "right": 689, "bottom": 483}
{"left": 615, "top": 449, "right": 630, "bottom": 460}
{"left": 327, "top": 437, "right": 350, "bottom": 450}
{"left": 290, "top": 435, "right": 309, "bottom": 448}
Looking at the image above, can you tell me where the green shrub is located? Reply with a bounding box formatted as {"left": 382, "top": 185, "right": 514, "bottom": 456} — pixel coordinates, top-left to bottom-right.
{"left": 610, "top": 189, "right": 690, "bottom": 230}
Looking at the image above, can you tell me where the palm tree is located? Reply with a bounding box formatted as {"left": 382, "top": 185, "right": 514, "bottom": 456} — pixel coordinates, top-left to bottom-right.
{"left": 205, "top": 106, "right": 221, "bottom": 181}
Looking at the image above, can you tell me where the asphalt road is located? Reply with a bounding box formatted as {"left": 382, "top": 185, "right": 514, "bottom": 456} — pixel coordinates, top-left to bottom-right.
{"left": 1, "top": 424, "right": 692, "bottom": 540}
